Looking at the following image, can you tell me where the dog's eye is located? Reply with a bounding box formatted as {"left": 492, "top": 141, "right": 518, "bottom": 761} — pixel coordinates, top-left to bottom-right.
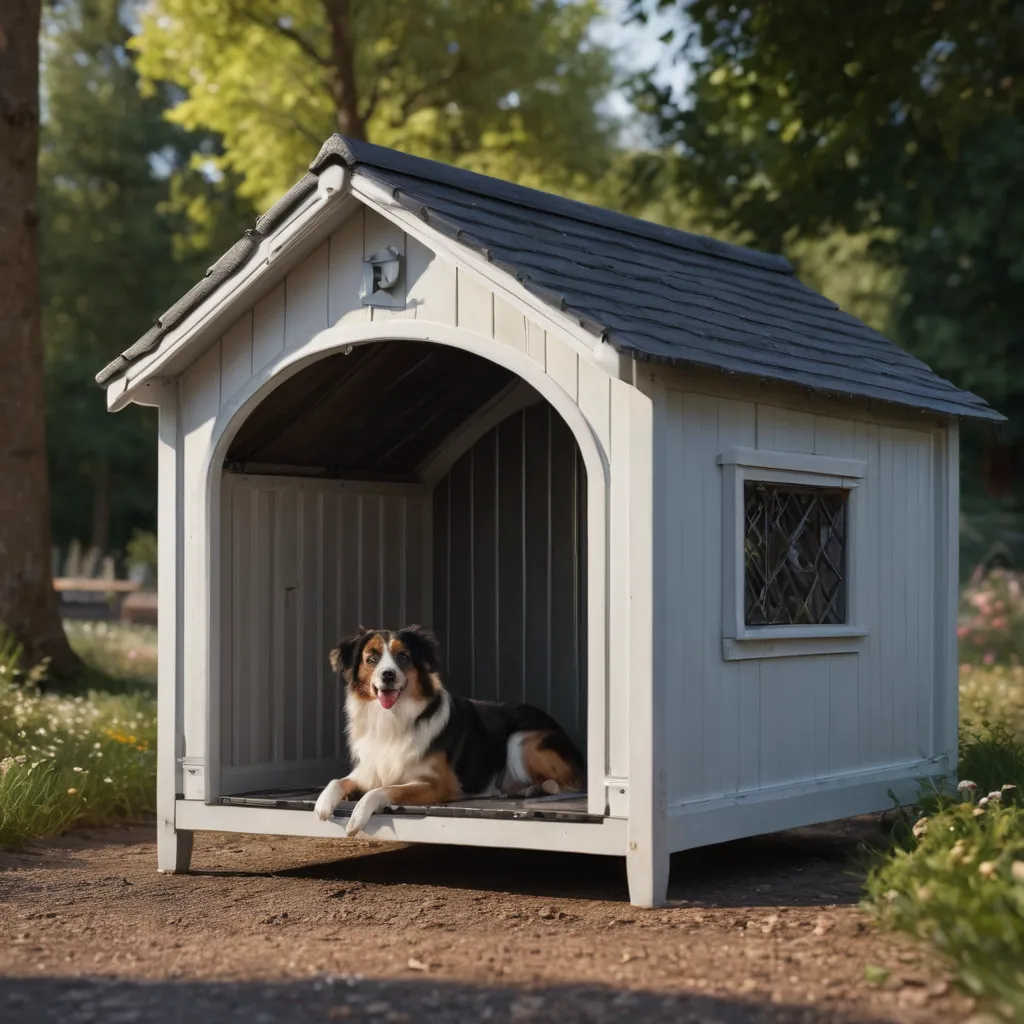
{"left": 395, "top": 651, "right": 410, "bottom": 664}
{"left": 365, "top": 653, "right": 379, "bottom": 664}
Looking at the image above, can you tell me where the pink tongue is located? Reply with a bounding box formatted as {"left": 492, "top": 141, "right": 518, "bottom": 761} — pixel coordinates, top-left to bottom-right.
{"left": 378, "top": 690, "right": 399, "bottom": 710}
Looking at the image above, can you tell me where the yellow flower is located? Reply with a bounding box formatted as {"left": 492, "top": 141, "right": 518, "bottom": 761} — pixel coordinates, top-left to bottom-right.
{"left": 67, "top": 788, "right": 78, "bottom": 795}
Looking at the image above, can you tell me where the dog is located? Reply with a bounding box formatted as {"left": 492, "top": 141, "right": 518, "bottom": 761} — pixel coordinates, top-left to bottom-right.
{"left": 313, "top": 625, "right": 585, "bottom": 836}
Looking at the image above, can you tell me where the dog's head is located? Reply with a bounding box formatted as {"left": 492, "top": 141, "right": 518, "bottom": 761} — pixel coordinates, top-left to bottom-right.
{"left": 328, "top": 625, "right": 442, "bottom": 710}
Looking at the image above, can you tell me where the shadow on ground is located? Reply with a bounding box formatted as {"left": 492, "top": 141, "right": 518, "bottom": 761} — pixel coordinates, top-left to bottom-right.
{"left": 0, "top": 975, "right": 896, "bottom": 1024}
{"left": 189, "top": 815, "right": 883, "bottom": 910}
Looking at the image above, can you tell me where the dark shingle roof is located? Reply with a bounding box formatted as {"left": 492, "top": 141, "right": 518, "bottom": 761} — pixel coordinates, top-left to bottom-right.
{"left": 97, "top": 135, "right": 1003, "bottom": 422}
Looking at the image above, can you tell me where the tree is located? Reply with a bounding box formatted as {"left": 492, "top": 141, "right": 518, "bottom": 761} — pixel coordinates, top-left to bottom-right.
{"left": 131, "top": 0, "right": 619, "bottom": 214}
{"left": 40, "top": 0, "right": 251, "bottom": 556}
{"left": 0, "top": 0, "right": 83, "bottom": 678}
{"left": 629, "top": 1, "right": 1024, "bottom": 450}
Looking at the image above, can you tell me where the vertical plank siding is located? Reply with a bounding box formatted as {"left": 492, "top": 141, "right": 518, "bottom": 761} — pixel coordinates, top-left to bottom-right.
{"left": 657, "top": 387, "right": 941, "bottom": 807}
{"left": 219, "top": 476, "right": 429, "bottom": 783}
{"left": 431, "top": 403, "right": 588, "bottom": 753}
{"left": 178, "top": 210, "right": 611, "bottom": 794}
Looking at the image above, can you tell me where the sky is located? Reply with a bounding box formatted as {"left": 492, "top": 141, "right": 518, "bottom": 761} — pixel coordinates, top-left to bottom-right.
{"left": 589, "top": 0, "right": 692, "bottom": 142}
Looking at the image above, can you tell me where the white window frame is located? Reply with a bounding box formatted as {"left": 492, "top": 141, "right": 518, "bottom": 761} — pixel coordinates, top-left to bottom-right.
{"left": 717, "top": 446, "right": 868, "bottom": 661}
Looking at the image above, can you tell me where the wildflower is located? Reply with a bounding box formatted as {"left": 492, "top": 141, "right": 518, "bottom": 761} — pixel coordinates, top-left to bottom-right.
{"left": 1012, "top": 862, "right": 1024, "bottom": 884}
{"left": 14, "top": 755, "right": 26, "bottom": 764}
{"left": 103, "top": 777, "right": 113, "bottom": 784}
{"left": 915, "top": 885, "right": 932, "bottom": 902}
{"left": 0, "top": 758, "right": 13, "bottom": 776}
{"left": 979, "top": 861, "right": 997, "bottom": 879}
{"left": 972, "top": 807, "right": 986, "bottom": 817}
{"left": 93, "top": 742, "right": 101, "bottom": 750}
{"left": 957, "top": 780, "right": 977, "bottom": 794}
{"left": 72, "top": 766, "right": 83, "bottom": 772}
{"left": 987, "top": 791, "right": 1003, "bottom": 803}
{"left": 911, "top": 818, "right": 928, "bottom": 840}
{"left": 884, "top": 890, "right": 899, "bottom": 902}
{"left": 1002, "top": 784, "right": 1017, "bottom": 794}
{"left": 978, "top": 797, "right": 990, "bottom": 809}
{"left": 949, "top": 840, "right": 966, "bottom": 865}
{"left": 67, "top": 788, "right": 77, "bottom": 795}
{"left": 983, "top": 651, "right": 996, "bottom": 665}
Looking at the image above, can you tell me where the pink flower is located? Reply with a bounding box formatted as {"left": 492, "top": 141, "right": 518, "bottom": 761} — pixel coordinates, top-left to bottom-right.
{"left": 983, "top": 651, "right": 996, "bottom": 665}
{"left": 957, "top": 626, "right": 969, "bottom": 639}
{"left": 990, "top": 618, "right": 1007, "bottom": 630}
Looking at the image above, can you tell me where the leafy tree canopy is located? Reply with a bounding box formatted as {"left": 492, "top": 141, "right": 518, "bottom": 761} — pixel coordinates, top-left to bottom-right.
{"left": 132, "top": 0, "right": 619, "bottom": 213}
{"left": 630, "top": 0, "right": 1024, "bottom": 433}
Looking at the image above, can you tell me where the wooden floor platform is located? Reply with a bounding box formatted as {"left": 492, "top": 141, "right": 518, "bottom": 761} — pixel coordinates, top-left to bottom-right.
{"left": 218, "top": 788, "right": 600, "bottom": 823}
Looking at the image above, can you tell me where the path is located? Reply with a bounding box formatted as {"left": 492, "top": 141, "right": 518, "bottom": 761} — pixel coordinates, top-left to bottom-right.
{"left": 0, "top": 818, "right": 971, "bottom": 1022}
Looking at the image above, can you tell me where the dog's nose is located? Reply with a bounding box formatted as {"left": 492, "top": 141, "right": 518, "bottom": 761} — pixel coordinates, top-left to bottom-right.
{"left": 380, "top": 668, "right": 396, "bottom": 685}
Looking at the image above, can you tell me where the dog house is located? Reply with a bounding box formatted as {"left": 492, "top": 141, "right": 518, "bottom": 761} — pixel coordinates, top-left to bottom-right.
{"left": 96, "top": 136, "right": 1002, "bottom": 907}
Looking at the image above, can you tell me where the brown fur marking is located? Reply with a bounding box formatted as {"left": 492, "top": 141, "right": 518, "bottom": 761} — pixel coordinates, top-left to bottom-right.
{"left": 381, "top": 752, "right": 461, "bottom": 806}
{"left": 520, "top": 730, "right": 585, "bottom": 791}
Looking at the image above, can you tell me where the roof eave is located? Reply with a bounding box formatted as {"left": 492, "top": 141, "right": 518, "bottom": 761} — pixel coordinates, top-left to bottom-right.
{"left": 104, "top": 165, "right": 352, "bottom": 411}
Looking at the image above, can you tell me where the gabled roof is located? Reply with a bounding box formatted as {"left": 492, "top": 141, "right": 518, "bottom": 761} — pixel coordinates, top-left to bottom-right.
{"left": 96, "top": 135, "right": 1003, "bottom": 423}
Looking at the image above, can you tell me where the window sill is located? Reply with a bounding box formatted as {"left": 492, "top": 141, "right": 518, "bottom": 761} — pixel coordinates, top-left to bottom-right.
{"left": 722, "top": 627, "right": 868, "bottom": 662}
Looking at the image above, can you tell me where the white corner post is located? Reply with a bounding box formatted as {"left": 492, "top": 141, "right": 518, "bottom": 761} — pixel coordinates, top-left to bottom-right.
{"left": 614, "top": 379, "right": 668, "bottom": 907}
{"left": 138, "top": 380, "right": 193, "bottom": 873}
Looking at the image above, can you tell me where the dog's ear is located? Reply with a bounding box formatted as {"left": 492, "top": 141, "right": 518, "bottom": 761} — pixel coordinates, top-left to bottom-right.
{"left": 399, "top": 624, "right": 441, "bottom": 673}
{"left": 328, "top": 629, "right": 368, "bottom": 677}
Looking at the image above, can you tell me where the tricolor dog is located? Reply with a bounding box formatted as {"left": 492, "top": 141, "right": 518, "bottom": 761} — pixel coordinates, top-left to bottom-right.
{"left": 313, "top": 626, "right": 585, "bottom": 835}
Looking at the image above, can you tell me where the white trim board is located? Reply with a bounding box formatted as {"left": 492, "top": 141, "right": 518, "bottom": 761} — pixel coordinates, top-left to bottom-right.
{"left": 175, "top": 800, "right": 627, "bottom": 856}
{"left": 668, "top": 758, "right": 947, "bottom": 852}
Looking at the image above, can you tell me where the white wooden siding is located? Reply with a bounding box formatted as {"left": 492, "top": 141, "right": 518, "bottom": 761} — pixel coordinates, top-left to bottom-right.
{"left": 218, "top": 475, "right": 430, "bottom": 789}
{"left": 176, "top": 204, "right": 617, "bottom": 800}
{"left": 656, "top": 386, "right": 940, "bottom": 807}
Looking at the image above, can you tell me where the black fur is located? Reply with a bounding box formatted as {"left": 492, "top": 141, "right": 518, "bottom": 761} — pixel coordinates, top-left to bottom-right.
{"left": 407, "top": 629, "right": 584, "bottom": 795}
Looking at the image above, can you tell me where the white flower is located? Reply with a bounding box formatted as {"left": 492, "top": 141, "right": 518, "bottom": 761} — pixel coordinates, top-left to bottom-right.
{"left": 978, "top": 797, "right": 990, "bottom": 809}
{"left": 103, "top": 777, "right": 113, "bottom": 784}
{"left": 14, "top": 755, "right": 27, "bottom": 764}
{"left": 988, "top": 791, "right": 1003, "bottom": 803}
{"left": 957, "top": 780, "right": 977, "bottom": 793}
{"left": 979, "top": 861, "right": 997, "bottom": 879}
{"left": 1012, "top": 861, "right": 1024, "bottom": 884}
{"left": 912, "top": 818, "right": 929, "bottom": 839}
{"left": 72, "top": 766, "right": 83, "bottom": 773}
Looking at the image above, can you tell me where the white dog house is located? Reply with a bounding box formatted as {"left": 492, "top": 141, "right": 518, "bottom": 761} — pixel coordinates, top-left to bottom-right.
{"left": 97, "top": 136, "right": 1002, "bottom": 907}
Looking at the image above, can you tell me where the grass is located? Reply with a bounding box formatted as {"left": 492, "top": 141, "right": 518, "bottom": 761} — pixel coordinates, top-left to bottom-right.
{"left": 0, "top": 622, "right": 156, "bottom": 851}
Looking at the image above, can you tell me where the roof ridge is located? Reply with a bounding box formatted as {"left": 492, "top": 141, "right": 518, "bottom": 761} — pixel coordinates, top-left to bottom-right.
{"left": 310, "top": 134, "right": 794, "bottom": 277}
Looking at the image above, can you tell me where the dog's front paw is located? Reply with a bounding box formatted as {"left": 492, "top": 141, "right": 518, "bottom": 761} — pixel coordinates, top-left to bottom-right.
{"left": 314, "top": 780, "right": 343, "bottom": 821}
{"left": 346, "top": 789, "right": 386, "bottom": 836}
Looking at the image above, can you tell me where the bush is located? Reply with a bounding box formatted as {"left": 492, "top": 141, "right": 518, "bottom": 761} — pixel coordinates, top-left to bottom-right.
{"left": 959, "top": 568, "right": 1024, "bottom": 667}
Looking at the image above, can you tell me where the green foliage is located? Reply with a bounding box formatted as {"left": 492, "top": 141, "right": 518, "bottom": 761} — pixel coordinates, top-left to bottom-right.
{"left": 959, "top": 568, "right": 1024, "bottom": 668}
{"left": 132, "top": 0, "right": 619, "bottom": 213}
{"left": 0, "top": 680, "right": 156, "bottom": 850}
{"left": 64, "top": 620, "right": 158, "bottom": 685}
{"left": 630, "top": 0, "right": 1024, "bottom": 442}
{"left": 864, "top": 780, "right": 1024, "bottom": 1017}
{"left": 40, "top": 0, "right": 250, "bottom": 554}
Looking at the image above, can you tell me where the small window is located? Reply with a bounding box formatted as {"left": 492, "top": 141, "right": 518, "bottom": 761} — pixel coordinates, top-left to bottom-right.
{"left": 716, "top": 446, "right": 867, "bottom": 660}
{"left": 743, "top": 481, "right": 847, "bottom": 627}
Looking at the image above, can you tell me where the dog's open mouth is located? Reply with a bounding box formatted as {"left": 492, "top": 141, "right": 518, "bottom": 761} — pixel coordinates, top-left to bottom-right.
{"left": 374, "top": 686, "right": 403, "bottom": 710}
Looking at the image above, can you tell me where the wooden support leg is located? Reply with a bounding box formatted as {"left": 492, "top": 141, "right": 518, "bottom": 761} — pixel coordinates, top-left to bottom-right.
{"left": 626, "top": 841, "right": 670, "bottom": 908}
{"left": 157, "top": 819, "right": 193, "bottom": 874}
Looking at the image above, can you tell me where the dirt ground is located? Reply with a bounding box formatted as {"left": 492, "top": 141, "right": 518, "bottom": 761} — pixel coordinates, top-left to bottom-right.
{"left": 0, "top": 818, "right": 975, "bottom": 1023}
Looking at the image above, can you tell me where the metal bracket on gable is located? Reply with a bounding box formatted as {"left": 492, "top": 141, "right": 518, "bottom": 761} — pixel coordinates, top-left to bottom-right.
{"left": 360, "top": 245, "right": 405, "bottom": 308}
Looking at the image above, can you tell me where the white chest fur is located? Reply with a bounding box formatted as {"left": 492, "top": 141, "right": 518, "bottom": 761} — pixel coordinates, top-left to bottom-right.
{"left": 345, "top": 691, "right": 451, "bottom": 788}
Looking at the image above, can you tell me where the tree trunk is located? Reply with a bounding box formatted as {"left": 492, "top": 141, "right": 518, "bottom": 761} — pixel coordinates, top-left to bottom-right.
{"left": 0, "top": 0, "right": 83, "bottom": 682}
{"left": 90, "top": 460, "right": 111, "bottom": 554}
{"left": 322, "top": 0, "right": 366, "bottom": 140}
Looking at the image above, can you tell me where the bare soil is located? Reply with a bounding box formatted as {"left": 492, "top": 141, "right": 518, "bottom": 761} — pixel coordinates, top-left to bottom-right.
{"left": 0, "top": 818, "right": 973, "bottom": 1023}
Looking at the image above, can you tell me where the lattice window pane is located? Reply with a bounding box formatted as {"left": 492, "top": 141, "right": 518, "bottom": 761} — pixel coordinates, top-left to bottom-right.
{"left": 743, "top": 481, "right": 847, "bottom": 627}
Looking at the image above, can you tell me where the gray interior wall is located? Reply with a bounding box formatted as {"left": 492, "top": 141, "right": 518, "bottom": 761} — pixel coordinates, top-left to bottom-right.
{"left": 432, "top": 403, "right": 588, "bottom": 751}
{"left": 219, "top": 475, "right": 430, "bottom": 791}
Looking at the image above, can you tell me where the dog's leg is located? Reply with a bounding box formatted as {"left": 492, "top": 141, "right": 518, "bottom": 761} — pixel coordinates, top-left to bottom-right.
{"left": 346, "top": 776, "right": 456, "bottom": 837}
{"left": 314, "top": 776, "right": 360, "bottom": 821}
